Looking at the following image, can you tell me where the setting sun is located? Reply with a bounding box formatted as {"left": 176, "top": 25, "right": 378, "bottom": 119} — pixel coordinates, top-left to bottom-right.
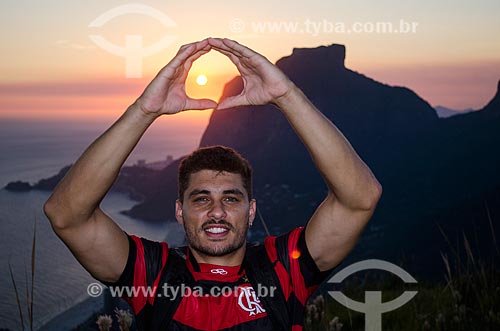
{"left": 196, "top": 74, "right": 208, "bottom": 86}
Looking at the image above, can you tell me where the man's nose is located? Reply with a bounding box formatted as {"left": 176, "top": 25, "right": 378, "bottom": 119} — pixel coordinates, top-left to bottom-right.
{"left": 207, "top": 200, "right": 227, "bottom": 220}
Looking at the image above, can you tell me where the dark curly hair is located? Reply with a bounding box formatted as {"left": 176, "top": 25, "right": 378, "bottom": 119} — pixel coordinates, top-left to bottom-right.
{"left": 178, "top": 146, "right": 253, "bottom": 202}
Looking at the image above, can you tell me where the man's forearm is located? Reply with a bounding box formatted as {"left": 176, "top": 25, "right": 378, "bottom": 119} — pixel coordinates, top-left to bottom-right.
{"left": 44, "top": 103, "right": 158, "bottom": 227}
{"left": 275, "top": 84, "right": 381, "bottom": 210}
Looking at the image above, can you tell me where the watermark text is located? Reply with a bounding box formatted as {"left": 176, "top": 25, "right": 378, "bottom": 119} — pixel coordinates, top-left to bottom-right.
{"left": 229, "top": 18, "right": 419, "bottom": 36}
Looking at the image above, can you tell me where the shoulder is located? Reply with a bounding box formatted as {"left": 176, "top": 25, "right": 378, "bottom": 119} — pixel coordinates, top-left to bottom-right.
{"left": 263, "top": 227, "right": 304, "bottom": 259}
{"left": 264, "top": 227, "right": 332, "bottom": 286}
{"left": 127, "top": 234, "right": 169, "bottom": 259}
{"left": 122, "top": 234, "right": 170, "bottom": 283}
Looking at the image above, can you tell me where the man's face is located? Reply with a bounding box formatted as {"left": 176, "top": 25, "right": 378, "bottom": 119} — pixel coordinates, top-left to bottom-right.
{"left": 175, "top": 170, "right": 256, "bottom": 258}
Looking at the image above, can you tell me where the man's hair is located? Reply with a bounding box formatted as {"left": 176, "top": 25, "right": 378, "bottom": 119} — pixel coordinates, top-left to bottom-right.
{"left": 178, "top": 145, "right": 253, "bottom": 202}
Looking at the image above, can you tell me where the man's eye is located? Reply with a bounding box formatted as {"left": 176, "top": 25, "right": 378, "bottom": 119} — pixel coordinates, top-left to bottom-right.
{"left": 224, "top": 197, "right": 239, "bottom": 202}
{"left": 194, "top": 197, "right": 209, "bottom": 202}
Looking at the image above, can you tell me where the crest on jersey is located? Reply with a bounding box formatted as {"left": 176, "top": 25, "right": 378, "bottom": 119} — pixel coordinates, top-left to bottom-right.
{"left": 237, "top": 286, "right": 266, "bottom": 316}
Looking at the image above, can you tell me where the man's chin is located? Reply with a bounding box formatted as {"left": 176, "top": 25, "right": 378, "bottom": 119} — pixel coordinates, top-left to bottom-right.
{"left": 191, "top": 241, "right": 244, "bottom": 257}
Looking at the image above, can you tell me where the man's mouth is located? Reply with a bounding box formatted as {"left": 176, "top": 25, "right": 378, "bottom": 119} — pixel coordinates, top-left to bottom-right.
{"left": 203, "top": 225, "right": 230, "bottom": 238}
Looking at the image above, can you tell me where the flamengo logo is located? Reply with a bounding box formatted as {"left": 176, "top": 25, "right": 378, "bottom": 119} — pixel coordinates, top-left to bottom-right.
{"left": 238, "top": 286, "right": 266, "bottom": 316}
{"left": 328, "top": 259, "right": 418, "bottom": 331}
{"left": 210, "top": 268, "right": 228, "bottom": 275}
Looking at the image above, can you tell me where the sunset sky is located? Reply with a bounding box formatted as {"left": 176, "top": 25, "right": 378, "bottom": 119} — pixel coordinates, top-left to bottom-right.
{"left": 1, "top": 0, "right": 499, "bottom": 127}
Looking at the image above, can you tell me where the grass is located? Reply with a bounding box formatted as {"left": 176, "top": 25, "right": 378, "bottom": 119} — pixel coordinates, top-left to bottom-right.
{"left": 8, "top": 218, "right": 36, "bottom": 331}
{"left": 308, "top": 261, "right": 500, "bottom": 331}
{"left": 305, "top": 210, "right": 500, "bottom": 331}
{"left": 307, "top": 265, "right": 500, "bottom": 330}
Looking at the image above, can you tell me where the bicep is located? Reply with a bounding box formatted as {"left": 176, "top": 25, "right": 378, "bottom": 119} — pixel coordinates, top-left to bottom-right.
{"left": 305, "top": 192, "right": 375, "bottom": 271}
{"left": 54, "top": 207, "right": 129, "bottom": 283}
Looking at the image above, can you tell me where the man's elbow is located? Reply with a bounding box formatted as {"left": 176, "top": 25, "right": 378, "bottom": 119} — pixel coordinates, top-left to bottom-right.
{"left": 44, "top": 198, "right": 61, "bottom": 230}
{"left": 357, "top": 180, "right": 383, "bottom": 211}
{"left": 43, "top": 197, "right": 73, "bottom": 232}
{"left": 367, "top": 179, "right": 382, "bottom": 210}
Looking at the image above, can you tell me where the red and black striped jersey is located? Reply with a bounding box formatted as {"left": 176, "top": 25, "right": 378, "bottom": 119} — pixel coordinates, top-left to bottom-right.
{"left": 106, "top": 227, "right": 333, "bottom": 330}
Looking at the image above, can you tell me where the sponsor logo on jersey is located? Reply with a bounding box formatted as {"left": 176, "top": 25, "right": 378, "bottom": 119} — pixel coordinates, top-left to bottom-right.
{"left": 210, "top": 268, "right": 228, "bottom": 275}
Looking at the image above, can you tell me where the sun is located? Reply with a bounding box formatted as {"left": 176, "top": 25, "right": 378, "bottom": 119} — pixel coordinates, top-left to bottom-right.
{"left": 196, "top": 74, "right": 208, "bottom": 86}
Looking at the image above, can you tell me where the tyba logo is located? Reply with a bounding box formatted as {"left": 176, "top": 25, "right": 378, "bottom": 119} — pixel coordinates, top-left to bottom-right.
{"left": 328, "top": 259, "right": 418, "bottom": 331}
{"left": 88, "top": 3, "right": 177, "bottom": 78}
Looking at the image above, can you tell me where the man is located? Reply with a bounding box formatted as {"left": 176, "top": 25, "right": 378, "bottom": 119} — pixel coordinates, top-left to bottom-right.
{"left": 44, "top": 38, "right": 382, "bottom": 330}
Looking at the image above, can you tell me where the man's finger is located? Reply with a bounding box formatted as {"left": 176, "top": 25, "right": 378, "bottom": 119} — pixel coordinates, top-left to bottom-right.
{"left": 208, "top": 38, "right": 244, "bottom": 57}
{"left": 174, "top": 41, "right": 208, "bottom": 64}
{"left": 211, "top": 47, "right": 241, "bottom": 66}
{"left": 207, "top": 38, "right": 228, "bottom": 50}
{"left": 181, "top": 49, "right": 210, "bottom": 80}
{"left": 182, "top": 48, "right": 211, "bottom": 75}
{"left": 164, "top": 40, "right": 210, "bottom": 72}
{"left": 212, "top": 38, "right": 272, "bottom": 73}
{"left": 184, "top": 97, "right": 218, "bottom": 111}
{"left": 178, "top": 39, "right": 210, "bottom": 55}
{"left": 221, "top": 38, "right": 255, "bottom": 58}
{"left": 216, "top": 95, "right": 247, "bottom": 110}
{"left": 171, "top": 44, "right": 196, "bottom": 64}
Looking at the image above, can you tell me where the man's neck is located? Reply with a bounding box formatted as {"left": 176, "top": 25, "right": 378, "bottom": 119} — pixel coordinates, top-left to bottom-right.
{"left": 188, "top": 245, "right": 246, "bottom": 266}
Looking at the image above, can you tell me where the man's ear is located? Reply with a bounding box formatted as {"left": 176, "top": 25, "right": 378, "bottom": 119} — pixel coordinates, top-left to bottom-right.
{"left": 175, "top": 199, "right": 184, "bottom": 225}
{"left": 248, "top": 199, "right": 257, "bottom": 227}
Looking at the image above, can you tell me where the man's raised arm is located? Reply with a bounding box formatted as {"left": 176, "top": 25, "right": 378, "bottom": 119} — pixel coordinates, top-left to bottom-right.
{"left": 208, "top": 37, "right": 382, "bottom": 272}
{"left": 273, "top": 85, "right": 382, "bottom": 271}
{"left": 43, "top": 39, "right": 216, "bottom": 283}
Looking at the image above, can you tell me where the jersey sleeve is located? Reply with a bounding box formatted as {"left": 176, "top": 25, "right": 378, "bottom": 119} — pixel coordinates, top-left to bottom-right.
{"left": 103, "top": 233, "right": 169, "bottom": 315}
{"left": 265, "top": 226, "right": 335, "bottom": 306}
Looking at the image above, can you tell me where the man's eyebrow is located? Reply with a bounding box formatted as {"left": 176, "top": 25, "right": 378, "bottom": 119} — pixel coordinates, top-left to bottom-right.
{"left": 188, "top": 189, "right": 244, "bottom": 197}
{"left": 188, "top": 189, "right": 210, "bottom": 197}
{"left": 223, "top": 189, "right": 244, "bottom": 196}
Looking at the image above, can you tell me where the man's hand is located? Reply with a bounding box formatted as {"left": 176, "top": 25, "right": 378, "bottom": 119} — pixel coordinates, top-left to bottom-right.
{"left": 135, "top": 39, "right": 217, "bottom": 116}
{"left": 208, "top": 38, "right": 295, "bottom": 110}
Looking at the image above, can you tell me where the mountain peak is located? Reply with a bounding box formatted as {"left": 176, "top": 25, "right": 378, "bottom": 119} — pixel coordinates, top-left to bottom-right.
{"left": 276, "top": 44, "right": 346, "bottom": 72}
{"left": 291, "top": 44, "right": 345, "bottom": 66}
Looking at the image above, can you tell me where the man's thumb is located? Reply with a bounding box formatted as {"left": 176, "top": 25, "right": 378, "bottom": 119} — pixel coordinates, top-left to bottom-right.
{"left": 216, "top": 96, "right": 244, "bottom": 110}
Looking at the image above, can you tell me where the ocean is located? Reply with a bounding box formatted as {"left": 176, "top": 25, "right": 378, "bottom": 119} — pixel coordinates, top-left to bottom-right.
{"left": 0, "top": 118, "right": 201, "bottom": 330}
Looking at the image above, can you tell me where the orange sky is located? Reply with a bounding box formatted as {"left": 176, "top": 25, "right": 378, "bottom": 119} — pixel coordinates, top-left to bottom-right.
{"left": 1, "top": 0, "right": 499, "bottom": 126}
